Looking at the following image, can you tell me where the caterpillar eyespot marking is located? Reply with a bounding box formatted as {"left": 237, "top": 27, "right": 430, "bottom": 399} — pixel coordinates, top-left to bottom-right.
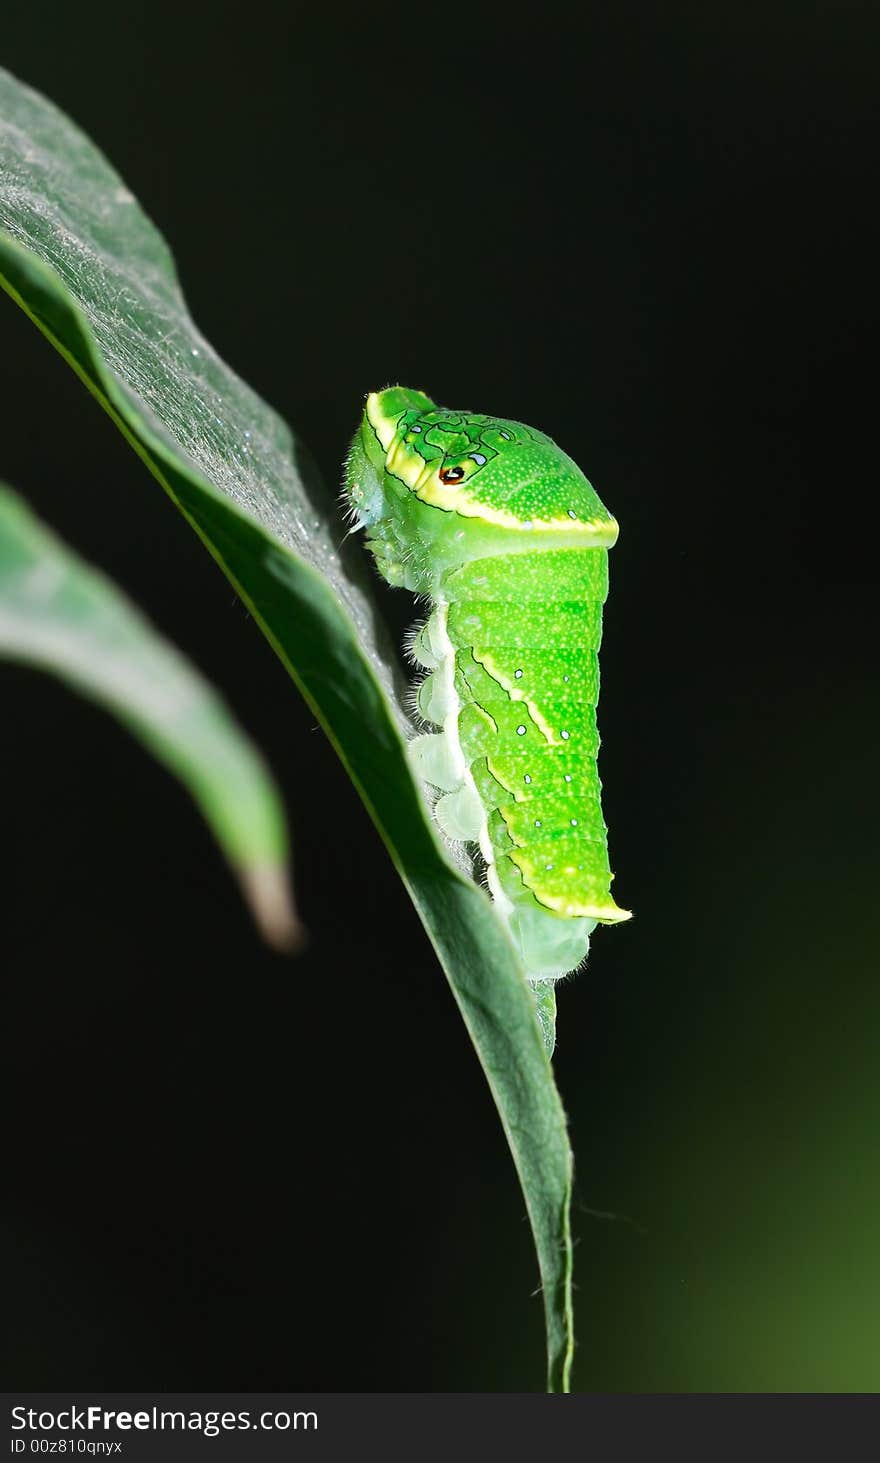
{"left": 345, "top": 385, "right": 630, "bottom": 1033}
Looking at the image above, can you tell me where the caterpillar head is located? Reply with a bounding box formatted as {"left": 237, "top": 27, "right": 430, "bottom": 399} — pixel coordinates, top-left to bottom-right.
{"left": 345, "top": 385, "right": 618, "bottom": 589}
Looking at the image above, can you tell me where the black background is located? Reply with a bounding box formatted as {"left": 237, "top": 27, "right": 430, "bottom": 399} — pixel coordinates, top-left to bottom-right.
{"left": 2, "top": 2, "right": 878, "bottom": 1392}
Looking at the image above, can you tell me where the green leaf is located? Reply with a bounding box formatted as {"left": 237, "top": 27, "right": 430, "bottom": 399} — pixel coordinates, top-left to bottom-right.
{"left": 0, "top": 67, "right": 574, "bottom": 1390}
{"left": 0, "top": 481, "right": 299, "bottom": 949}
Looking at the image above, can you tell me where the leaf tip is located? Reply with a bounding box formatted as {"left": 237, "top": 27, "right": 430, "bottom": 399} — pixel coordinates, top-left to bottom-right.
{"left": 237, "top": 862, "right": 306, "bottom": 954}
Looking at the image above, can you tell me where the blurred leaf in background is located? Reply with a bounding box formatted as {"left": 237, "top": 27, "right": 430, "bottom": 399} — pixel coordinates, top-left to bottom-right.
{"left": 0, "top": 481, "right": 297, "bottom": 947}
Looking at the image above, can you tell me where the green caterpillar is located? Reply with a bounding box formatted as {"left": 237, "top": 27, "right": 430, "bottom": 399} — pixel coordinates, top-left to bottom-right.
{"left": 345, "top": 386, "right": 629, "bottom": 1041}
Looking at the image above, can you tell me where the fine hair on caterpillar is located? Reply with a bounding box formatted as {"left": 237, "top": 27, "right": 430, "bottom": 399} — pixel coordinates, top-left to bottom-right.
{"left": 345, "top": 385, "right": 630, "bottom": 1049}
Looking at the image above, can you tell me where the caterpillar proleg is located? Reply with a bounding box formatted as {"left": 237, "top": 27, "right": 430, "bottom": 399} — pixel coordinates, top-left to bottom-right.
{"left": 345, "top": 387, "right": 630, "bottom": 1046}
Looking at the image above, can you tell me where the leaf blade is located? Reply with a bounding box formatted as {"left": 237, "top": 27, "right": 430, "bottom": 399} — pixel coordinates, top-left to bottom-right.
{"left": 0, "top": 66, "right": 574, "bottom": 1389}
{"left": 0, "top": 481, "right": 298, "bottom": 948}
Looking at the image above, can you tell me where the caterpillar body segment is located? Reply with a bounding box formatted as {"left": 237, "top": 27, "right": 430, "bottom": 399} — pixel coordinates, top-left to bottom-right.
{"left": 345, "top": 386, "right": 629, "bottom": 1043}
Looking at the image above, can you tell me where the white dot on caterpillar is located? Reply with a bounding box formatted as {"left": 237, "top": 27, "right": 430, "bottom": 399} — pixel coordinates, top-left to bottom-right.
{"left": 560, "top": 730, "right": 570, "bottom": 740}
{"left": 516, "top": 725, "right": 527, "bottom": 735}
{"left": 570, "top": 818, "right": 578, "bottom": 827}
{"left": 567, "top": 508, "right": 577, "bottom": 519}
{"left": 523, "top": 774, "right": 532, "bottom": 784}
{"left": 534, "top": 820, "right": 542, "bottom": 828}
{"left": 563, "top": 675, "right": 570, "bottom": 683}
{"left": 514, "top": 669, "right": 523, "bottom": 678}
{"left": 563, "top": 774, "right": 572, "bottom": 783}
{"left": 545, "top": 864, "right": 554, "bottom": 872}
